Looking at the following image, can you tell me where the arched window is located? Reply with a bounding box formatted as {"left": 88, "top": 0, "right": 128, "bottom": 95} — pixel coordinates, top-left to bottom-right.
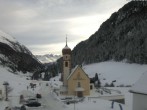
{"left": 65, "top": 62, "right": 68, "bottom": 67}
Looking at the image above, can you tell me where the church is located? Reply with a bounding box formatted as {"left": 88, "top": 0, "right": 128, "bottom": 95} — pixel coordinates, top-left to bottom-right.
{"left": 60, "top": 40, "right": 90, "bottom": 97}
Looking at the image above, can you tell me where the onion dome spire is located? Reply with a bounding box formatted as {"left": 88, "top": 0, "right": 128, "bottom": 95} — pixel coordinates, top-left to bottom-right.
{"left": 66, "top": 36, "right": 67, "bottom": 46}
{"left": 62, "top": 35, "right": 71, "bottom": 55}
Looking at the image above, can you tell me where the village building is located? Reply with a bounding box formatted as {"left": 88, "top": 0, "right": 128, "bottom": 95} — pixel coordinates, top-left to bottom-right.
{"left": 130, "top": 72, "right": 147, "bottom": 110}
{"left": 60, "top": 39, "right": 90, "bottom": 97}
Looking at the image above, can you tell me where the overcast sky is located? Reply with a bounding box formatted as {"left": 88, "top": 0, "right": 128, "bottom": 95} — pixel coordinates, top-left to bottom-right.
{"left": 0, "top": 0, "right": 128, "bottom": 55}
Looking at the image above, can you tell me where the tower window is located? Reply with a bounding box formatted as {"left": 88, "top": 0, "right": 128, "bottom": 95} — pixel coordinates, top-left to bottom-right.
{"left": 65, "top": 62, "right": 68, "bottom": 67}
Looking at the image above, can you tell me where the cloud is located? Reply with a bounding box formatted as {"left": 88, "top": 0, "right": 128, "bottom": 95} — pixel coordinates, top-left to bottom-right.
{"left": 27, "top": 39, "right": 81, "bottom": 55}
{"left": 0, "top": 0, "right": 128, "bottom": 55}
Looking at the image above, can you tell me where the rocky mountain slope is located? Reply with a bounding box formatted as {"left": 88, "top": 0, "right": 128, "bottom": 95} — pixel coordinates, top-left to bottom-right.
{"left": 70, "top": 1, "right": 147, "bottom": 67}
{"left": 0, "top": 30, "right": 43, "bottom": 74}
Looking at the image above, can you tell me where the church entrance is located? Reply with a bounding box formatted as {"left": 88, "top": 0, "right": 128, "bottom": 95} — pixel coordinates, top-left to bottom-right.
{"left": 77, "top": 91, "right": 83, "bottom": 97}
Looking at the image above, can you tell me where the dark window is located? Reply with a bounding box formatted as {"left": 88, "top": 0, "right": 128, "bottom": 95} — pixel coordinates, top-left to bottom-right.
{"left": 65, "top": 62, "right": 68, "bottom": 67}
{"left": 77, "top": 82, "right": 81, "bottom": 87}
{"left": 90, "top": 85, "right": 93, "bottom": 90}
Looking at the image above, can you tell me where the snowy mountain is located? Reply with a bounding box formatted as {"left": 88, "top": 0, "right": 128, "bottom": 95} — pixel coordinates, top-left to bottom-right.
{"left": 0, "top": 30, "right": 30, "bottom": 54}
{"left": 36, "top": 54, "right": 61, "bottom": 63}
{"left": 0, "top": 30, "right": 43, "bottom": 74}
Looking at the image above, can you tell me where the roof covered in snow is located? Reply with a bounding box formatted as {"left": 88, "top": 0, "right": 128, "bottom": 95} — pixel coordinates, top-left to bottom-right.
{"left": 130, "top": 72, "right": 147, "bottom": 95}
{"left": 67, "top": 65, "right": 78, "bottom": 80}
{"left": 67, "top": 65, "right": 89, "bottom": 80}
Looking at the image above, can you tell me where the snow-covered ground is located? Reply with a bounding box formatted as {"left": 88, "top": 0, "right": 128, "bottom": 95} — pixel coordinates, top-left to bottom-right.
{"left": 0, "top": 61, "right": 147, "bottom": 110}
{"left": 83, "top": 61, "right": 147, "bottom": 86}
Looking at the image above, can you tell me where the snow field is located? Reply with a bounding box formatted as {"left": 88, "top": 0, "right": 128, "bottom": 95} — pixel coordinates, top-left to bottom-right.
{"left": 1, "top": 61, "right": 147, "bottom": 110}
{"left": 83, "top": 61, "right": 147, "bottom": 86}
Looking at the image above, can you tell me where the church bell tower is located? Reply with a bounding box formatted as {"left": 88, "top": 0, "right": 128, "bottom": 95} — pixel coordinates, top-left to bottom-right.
{"left": 62, "top": 38, "right": 71, "bottom": 87}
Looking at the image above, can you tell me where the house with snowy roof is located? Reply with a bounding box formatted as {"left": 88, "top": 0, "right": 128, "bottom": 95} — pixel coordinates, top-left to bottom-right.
{"left": 60, "top": 39, "right": 90, "bottom": 97}
{"left": 130, "top": 72, "right": 147, "bottom": 110}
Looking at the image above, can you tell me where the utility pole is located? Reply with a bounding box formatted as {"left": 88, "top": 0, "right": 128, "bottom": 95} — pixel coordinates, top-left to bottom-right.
{"left": 74, "top": 91, "right": 76, "bottom": 110}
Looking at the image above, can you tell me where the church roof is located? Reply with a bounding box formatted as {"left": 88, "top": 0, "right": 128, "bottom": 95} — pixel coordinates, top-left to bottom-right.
{"left": 67, "top": 65, "right": 89, "bottom": 80}
{"left": 63, "top": 45, "right": 70, "bottom": 49}
{"left": 62, "top": 45, "right": 71, "bottom": 55}
{"left": 130, "top": 72, "right": 147, "bottom": 95}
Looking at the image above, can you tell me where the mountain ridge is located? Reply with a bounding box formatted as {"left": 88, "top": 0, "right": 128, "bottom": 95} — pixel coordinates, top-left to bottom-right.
{"left": 70, "top": 1, "right": 147, "bottom": 67}
{"left": 0, "top": 30, "right": 43, "bottom": 74}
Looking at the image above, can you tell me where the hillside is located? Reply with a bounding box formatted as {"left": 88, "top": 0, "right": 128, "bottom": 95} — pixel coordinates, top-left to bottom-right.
{"left": 0, "top": 30, "right": 43, "bottom": 74}
{"left": 83, "top": 61, "right": 147, "bottom": 86}
{"left": 0, "top": 66, "right": 31, "bottom": 109}
{"left": 71, "top": 1, "right": 147, "bottom": 67}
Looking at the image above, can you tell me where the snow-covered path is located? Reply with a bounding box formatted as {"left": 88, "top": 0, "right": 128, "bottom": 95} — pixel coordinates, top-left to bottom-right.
{"left": 34, "top": 82, "right": 71, "bottom": 110}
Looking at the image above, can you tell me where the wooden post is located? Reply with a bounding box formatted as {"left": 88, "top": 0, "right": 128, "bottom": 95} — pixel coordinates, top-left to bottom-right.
{"left": 3, "top": 82, "right": 9, "bottom": 101}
